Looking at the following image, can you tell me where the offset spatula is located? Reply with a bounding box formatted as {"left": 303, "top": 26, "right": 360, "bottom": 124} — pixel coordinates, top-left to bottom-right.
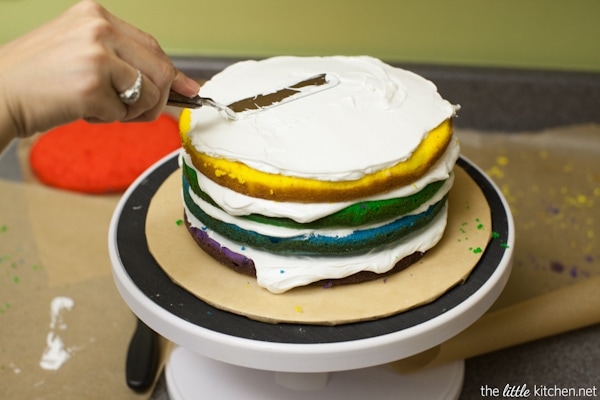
{"left": 167, "top": 73, "right": 337, "bottom": 120}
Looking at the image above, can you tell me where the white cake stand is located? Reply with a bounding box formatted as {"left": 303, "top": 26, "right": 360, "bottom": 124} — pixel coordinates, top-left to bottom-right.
{"left": 109, "top": 151, "right": 514, "bottom": 400}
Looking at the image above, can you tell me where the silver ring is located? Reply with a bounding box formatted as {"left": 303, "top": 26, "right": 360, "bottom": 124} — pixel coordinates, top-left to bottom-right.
{"left": 118, "top": 69, "right": 142, "bottom": 105}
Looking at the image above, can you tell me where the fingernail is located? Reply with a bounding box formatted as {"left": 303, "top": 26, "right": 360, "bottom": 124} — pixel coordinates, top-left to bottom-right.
{"left": 185, "top": 76, "right": 201, "bottom": 94}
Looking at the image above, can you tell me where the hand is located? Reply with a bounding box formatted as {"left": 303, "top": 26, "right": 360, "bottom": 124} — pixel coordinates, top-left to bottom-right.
{"left": 0, "top": 0, "right": 200, "bottom": 139}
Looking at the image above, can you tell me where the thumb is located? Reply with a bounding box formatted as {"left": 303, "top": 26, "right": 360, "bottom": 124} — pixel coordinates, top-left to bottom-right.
{"left": 171, "top": 69, "right": 201, "bottom": 97}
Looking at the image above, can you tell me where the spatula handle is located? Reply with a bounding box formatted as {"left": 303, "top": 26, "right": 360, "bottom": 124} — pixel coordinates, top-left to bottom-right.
{"left": 126, "top": 318, "right": 159, "bottom": 392}
{"left": 166, "top": 91, "right": 202, "bottom": 108}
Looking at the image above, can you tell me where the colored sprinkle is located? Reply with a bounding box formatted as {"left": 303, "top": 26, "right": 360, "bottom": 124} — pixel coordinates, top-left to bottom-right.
{"left": 487, "top": 166, "right": 504, "bottom": 179}
{"left": 322, "top": 281, "right": 333, "bottom": 289}
{"left": 569, "top": 266, "right": 578, "bottom": 278}
{"left": 12, "top": 276, "right": 19, "bottom": 283}
{"left": 550, "top": 261, "right": 565, "bottom": 273}
{"left": 469, "top": 247, "right": 483, "bottom": 254}
{"left": 280, "top": 269, "right": 285, "bottom": 274}
{"left": 491, "top": 231, "right": 510, "bottom": 249}
{"left": 0, "top": 225, "right": 7, "bottom": 233}
{"left": 295, "top": 306, "right": 303, "bottom": 313}
{"left": 496, "top": 156, "right": 509, "bottom": 166}
{"left": 475, "top": 218, "right": 484, "bottom": 230}
{"left": 175, "top": 219, "right": 183, "bottom": 226}
{"left": 547, "top": 205, "right": 560, "bottom": 215}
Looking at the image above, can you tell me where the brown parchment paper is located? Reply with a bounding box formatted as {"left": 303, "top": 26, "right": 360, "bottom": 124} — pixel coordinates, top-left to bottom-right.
{"left": 146, "top": 166, "right": 492, "bottom": 325}
{"left": 393, "top": 123, "right": 600, "bottom": 372}
{"left": 0, "top": 177, "right": 164, "bottom": 400}
{"left": 458, "top": 124, "right": 599, "bottom": 307}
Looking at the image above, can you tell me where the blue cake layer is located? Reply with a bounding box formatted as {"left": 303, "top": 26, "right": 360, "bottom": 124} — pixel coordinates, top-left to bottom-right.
{"left": 183, "top": 175, "right": 447, "bottom": 256}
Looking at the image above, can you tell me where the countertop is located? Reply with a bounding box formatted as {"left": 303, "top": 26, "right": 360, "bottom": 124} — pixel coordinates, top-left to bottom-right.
{"left": 1, "top": 57, "right": 598, "bottom": 399}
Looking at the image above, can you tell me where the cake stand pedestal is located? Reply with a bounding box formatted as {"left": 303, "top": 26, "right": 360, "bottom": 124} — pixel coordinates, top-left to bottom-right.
{"left": 109, "top": 151, "right": 514, "bottom": 400}
{"left": 165, "top": 346, "right": 465, "bottom": 400}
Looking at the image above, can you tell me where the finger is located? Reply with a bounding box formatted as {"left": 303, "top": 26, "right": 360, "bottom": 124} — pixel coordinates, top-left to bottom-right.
{"left": 81, "top": 69, "right": 128, "bottom": 122}
{"left": 83, "top": 61, "right": 160, "bottom": 123}
{"left": 112, "top": 68, "right": 161, "bottom": 121}
{"left": 171, "top": 69, "right": 201, "bottom": 97}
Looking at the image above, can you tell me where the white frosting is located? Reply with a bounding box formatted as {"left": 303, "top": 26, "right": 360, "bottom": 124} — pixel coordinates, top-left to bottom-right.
{"left": 181, "top": 136, "right": 459, "bottom": 223}
{"left": 39, "top": 296, "right": 74, "bottom": 371}
{"left": 187, "top": 55, "right": 457, "bottom": 181}
{"left": 184, "top": 203, "right": 448, "bottom": 293}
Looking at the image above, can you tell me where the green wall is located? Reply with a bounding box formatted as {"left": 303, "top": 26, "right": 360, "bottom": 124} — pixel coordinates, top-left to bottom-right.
{"left": 1, "top": 0, "right": 599, "bottom": 72}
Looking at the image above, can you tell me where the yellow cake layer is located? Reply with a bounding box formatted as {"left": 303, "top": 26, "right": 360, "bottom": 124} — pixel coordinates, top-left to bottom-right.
{"left": 180, "top": 109, "right": 453, "bottom": 203}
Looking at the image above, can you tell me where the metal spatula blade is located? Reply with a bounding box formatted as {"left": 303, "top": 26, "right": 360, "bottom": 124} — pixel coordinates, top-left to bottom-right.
{"left": 167, "top": 73, "right": 338, "bottom": 120}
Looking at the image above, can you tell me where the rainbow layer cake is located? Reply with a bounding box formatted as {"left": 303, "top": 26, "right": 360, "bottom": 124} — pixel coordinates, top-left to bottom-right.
{"left": 178, "top": 55, "right": 460, "bottom": 293}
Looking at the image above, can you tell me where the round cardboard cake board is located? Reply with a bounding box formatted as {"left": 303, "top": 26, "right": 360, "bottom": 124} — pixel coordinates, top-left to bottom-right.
{"left": 146, "top": 167, "right": 491, "bottom": 325}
